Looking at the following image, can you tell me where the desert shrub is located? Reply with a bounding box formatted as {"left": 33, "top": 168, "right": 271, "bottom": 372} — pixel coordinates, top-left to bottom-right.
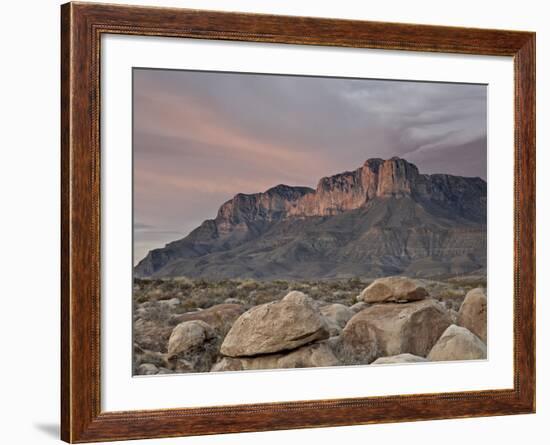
{"left": 446, "top": 275, "right": 487, "bottom": 289}
{"left": 194, "top": 278, "right": 210, "bottom": 289}
{"left": 172, "top": 276, "right": 194, "bottom": 289}
{"left": 346, "top": 277, "right": 364, "bottom": 289}
{"left": 288, "top": 282, "right": 311, "bottom": 293}
{"left": 159, "top": 280, "right": 178, "bottom": 292}
{"left": 237, "top": 279, "right": 260, "bottom": 292}
{"left": 201, "top": 286, "right": 238, "bottom": 305}
{"left": 179, "top": 299, "right": 199, "bottom": 312}
{"left": 135, "top": 293, "right": 150, "bottom": 304}
{"left": 138, "top": 303, "right": 172, "bottom": 323}
{"left": 326, "top": 281, "right": 345, "bottom": 291}
{"left": 230, "top": 287, "right": 253, "bottom": 301}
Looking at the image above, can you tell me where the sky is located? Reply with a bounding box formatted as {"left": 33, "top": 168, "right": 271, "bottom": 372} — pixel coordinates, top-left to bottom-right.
{"left": 133, "top": 68, "right": 487, "bottom": 264}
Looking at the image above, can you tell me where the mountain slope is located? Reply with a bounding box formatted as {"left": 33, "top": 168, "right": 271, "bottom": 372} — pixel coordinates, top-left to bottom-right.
{"left": 135, "top": 157, "right": 486, "bottom": 280}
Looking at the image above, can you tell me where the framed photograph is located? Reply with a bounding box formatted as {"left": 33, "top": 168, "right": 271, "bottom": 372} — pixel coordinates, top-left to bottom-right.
{"left": 61, "top": 2, "right": 535, "bottom": 442}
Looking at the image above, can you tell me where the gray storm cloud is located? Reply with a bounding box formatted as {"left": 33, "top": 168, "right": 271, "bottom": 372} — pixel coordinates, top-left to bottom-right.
{"left": 133, "top": 68, "right": 486, "bottom": 263}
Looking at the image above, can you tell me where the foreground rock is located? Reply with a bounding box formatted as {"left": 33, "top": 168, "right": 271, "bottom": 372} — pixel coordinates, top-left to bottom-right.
{"left": 428, "top": 325, "right": 487, "bottom": 361}
{"left": 220, "top": 292, "right": 329, "bottom": 357}
{"left": 359, "top": 276, "right": 429, "bottom": 303}
{"left": 166, "top": 320, "right": 219, "bottom": 372}
{"left": 336, "top": 299, "right": 451, "bottom": 364}
{"left": 321, "top": 303, "right": 354, "bottom": 337}
{"left": 133, "top": 343, "right": 166, "bottom": 373}
{"left": 157, "top": 297, "right": 180, "bottom": 308}
{"left": 169, "top": 303, "right": 245, "bottom": 337}
{"left": 133, "top": 319, "right": 173, "bottom": 352}
{"left": 457, "top": 288, "right": 487, "bottom": 343}
{"left": 137, "top": 363, "right": 159, "bottom": 375}
{"left": 350, "top": 302, "right": 370, "bottom": 313}
{"left": 372, "top": 353, "right": 427, "bottom": 365}
{"left": 212, "top": 342, "right": 338, "bottom": 371}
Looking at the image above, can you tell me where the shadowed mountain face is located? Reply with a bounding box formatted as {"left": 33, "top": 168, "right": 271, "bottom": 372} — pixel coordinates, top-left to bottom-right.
{"left": 134, "top": 158, "right": 487, "bottom": 279}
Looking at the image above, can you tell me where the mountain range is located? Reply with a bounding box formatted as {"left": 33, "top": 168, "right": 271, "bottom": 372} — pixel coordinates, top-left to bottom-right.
{"left": 134, "top": 157, "right": 487, "bottom": 280}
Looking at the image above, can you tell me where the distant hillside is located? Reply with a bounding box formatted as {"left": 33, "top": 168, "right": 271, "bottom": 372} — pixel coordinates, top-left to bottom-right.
{"left": 135, "top": 157, "right": 486, "bottom": 279}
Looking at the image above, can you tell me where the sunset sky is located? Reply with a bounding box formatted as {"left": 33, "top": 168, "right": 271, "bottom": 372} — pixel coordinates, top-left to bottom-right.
{"left": 133, "top": 68, "right": 487, "bottom": 264}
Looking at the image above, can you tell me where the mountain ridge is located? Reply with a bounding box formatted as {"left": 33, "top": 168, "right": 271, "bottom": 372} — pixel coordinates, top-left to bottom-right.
{"left": 135, "top": 157, "right": 486, "bottom": 279}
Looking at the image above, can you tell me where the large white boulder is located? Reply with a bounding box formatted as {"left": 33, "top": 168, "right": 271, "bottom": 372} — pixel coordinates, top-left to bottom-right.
{"left": 220, "top": 292, "right": 329, "bottom": 357}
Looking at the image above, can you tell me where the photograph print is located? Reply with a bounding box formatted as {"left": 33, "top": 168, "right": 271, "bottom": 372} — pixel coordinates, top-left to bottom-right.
{"left": 132, "top": 68, "right": 488, "bottom": 376}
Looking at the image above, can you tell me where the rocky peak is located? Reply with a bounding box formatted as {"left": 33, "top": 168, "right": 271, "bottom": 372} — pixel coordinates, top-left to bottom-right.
{"left": 363, "top": 157, "right": 385, "bottom": 171}
{"left": 264, "top": 184, "right": 315, "bottom": 199}
{"left": 215, "top": 184, "right": 314, "bottom": 233}
{"left": 213, "top": 157, "right": 485, "bottom": 234}
{"left": 376, "top": 157, "right": 420, "bottom": 197}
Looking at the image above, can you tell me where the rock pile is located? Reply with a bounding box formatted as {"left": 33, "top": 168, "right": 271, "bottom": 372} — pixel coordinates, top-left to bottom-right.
{"left": 134, "top": 277, "right": 488, "bottom": 375}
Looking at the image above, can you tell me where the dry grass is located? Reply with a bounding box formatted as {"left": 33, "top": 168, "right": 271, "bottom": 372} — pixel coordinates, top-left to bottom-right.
{"left": 133, "top": 275, "right": 486, "bottom": 313}
{"left": 133, "top": 277, "right": 372, "bottom": 312}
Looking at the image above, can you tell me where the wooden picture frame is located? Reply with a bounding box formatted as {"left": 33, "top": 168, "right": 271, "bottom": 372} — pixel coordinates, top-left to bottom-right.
{"left": 61, "top": 2, "right": 535, "bottom": 442}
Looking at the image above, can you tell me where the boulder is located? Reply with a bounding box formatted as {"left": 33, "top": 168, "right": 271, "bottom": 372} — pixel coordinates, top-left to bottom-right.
{"left": 278, "top": 342, "right": 339, "bottom": 368}
{"left": 136, "top": 363, "right": 159, "bottom": 375}
{"left": 321, "top": 303, "right": 354, "bottom": 336}
{"left": 428, "top": 325, "right": 487, "bottom": 361}
{"left": 359, "top": 276, "right": 429, "bottom": 303}
{"left": 282, "top": 290, "right": 309, "bottom": 304}
{"left": 224, "top": 297, "right": 245, "bottom": 305}
{"left": 323, "top": 319, "right": 342, "bottom": 337}
{"left": 336, "top": 299, "right": 451, "bottom": 364}
{"left": 166, "top": 320, "right": 219, "bottom": 372}
{"left": 350, "top": 302, "right": 370, "bottom": 313}
{"left": 372, "top": 353, "right": 427, "bottom": 364}
{"left": 168, "top": 358, "right": 196, "bottom": 374}
{"left": 211, "top": 342, "right": 339, "bottom": 372}
{"left": 133, "top": 345, "right": 166, "bottom": 371}
{"left": 169, "top": 303, "right": 245, "bottom": 337}
{"left": 221, "top": 293, "right": 329, "bottom": 357}
{"left": 284, "top": 290, "right": 331, "bottom": 311}
{"left": 457, "top": 288, "right": 487, "bottom": 343}
{"left": 282, "top": 290, "right": 325, "bottom": 310}
{"left": 157, "top": 297, "right": 180, "bottom": 308}
{"left": 133, "top": 319, "right": 173, "bottom": 352}
{"left": 212, "top": 355, "right": 278, "bottom": 372}
{"left": 321, "top": 304, "right": 354, "bottom": 327}
{"left": 167, "top": 320, "right": 216, "bottom": 357}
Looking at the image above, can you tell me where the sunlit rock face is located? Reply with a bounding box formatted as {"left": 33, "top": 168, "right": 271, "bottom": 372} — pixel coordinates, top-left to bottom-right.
{"left": 212, "top": 157, "right": 485, "bottom": 223}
